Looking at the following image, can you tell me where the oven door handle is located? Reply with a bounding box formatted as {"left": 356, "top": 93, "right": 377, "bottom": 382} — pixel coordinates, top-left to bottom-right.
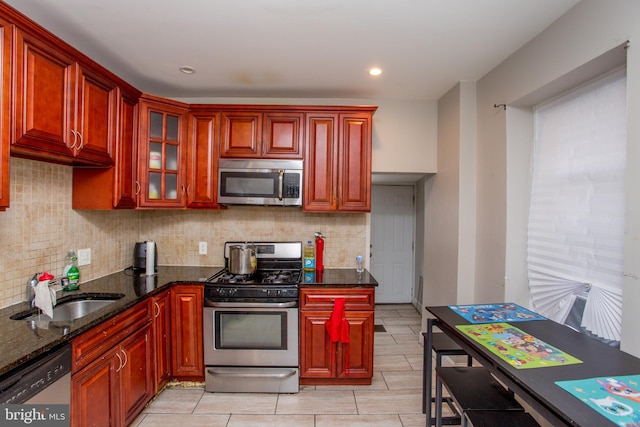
{"left": 204, "top": 301, "right": 298, "bottom": 308}
{"left": 207, "top": 368, "right": 297, "bottom": 379}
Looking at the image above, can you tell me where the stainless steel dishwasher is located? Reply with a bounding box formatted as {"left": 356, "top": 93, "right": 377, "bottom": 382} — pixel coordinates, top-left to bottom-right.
{"left": 0, "top": 344, "right": 71, "bottom": 404}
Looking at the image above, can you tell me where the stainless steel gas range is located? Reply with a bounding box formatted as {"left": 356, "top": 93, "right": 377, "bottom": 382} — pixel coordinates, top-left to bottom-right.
{"left": 203, "top": 241, "right": 302, "bottom": 393}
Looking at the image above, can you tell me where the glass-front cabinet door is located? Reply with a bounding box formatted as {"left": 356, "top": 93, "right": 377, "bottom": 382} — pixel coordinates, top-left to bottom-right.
{"left": 138, "top": 96, "right": 188, "bottom": 208}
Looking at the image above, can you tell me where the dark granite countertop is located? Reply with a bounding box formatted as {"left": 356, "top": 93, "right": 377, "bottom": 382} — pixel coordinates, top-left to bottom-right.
{"left": 0, "top": 266, "right": 222, "bottom": 378}
{"left": 0, "top": 266, "right": 376, "bottom": 378}
{"left": 299, "top": 268, "right": 378, "bottom": 287}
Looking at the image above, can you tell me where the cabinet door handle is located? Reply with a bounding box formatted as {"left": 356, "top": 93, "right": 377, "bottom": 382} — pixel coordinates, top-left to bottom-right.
{"left": 135, "top": 181, "right": 141, "bottom": 195}
{"left": 115, "top": 352, "right": 123, "bottom": 372}
{"left": 70, "top": 130, "right": 78, "bottom": 149}
{"left": 120, "top": 349, "right": 128, "bottom": 369}
{"left": 77, "top": 132, "right": 84, "bottom": 150}
{"left": 154, "top": 302, "right": 160, "bottom": 318}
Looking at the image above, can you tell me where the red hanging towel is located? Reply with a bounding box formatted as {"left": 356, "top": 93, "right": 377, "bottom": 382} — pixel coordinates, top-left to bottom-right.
{"left": 325, "top": 298, "right": 350, "bottom": 374}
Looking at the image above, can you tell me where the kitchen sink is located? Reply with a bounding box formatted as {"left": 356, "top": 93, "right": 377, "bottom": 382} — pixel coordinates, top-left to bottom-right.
{"left": 10, "top": 293, "right": 125, "bottom": 322}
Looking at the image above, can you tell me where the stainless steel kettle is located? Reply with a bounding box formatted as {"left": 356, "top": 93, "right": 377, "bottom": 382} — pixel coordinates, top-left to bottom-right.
{"left": 228, "top": 243, "right": 257, "bottom": 275}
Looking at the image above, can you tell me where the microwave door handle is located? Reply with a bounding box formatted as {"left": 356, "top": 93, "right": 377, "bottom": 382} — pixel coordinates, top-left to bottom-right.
{"left": 278, "top": 170, "right": 284, "bottom": 200}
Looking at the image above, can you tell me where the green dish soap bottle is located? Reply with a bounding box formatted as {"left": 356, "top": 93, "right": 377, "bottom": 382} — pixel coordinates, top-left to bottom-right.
{"left": 63, "top": 250, "right": 80, "bottom": 291}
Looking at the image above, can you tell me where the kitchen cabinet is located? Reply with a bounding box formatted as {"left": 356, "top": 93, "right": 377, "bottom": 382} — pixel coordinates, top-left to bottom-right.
{"left": 170, "top": 285, "right": 204, "bottom": 380}
{"left": 0, "top": 17, "right": 9, "bottom": 210}
{"left": 304, "top": 110, "right": 375, "bottom": 212}
{"left": 152, "top": 289, "right": 172, "bottom": 393}
{"left": 71, "top": 300, "right": 153, "bottom": 427}
{"left": 138, "top": 95, "right": 189, "bottom": 208}
{"left": 11, "top": 26, "right": 117, "bottom": 166}
{"left": 72, "top": 88, "right": 139, "bottom": 209}
{"left": 299, "top": 287, "right": 375, "bottom": 385}
{"left": 220, "top": 109, "right": 303, "bottom": 159}
{"left": 186, "top": 110, "right": 220, "bottom": 208}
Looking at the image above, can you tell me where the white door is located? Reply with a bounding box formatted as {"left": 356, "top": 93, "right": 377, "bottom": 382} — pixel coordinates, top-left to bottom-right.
{"left": 371, "top": 185, "right": 415, "bottom": 303}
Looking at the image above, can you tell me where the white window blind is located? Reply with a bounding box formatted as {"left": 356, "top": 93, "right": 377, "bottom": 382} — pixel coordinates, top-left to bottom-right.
{"left": 528, "top": 69, "right": 627, "bottom": 342}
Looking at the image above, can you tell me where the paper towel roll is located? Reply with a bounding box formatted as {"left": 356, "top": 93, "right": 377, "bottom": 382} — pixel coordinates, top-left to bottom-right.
{"left": 145, "top": 241, "right": 155, "bottom": 275}
{"left": 146, "top": 274, "right": 156, "bottom": 291}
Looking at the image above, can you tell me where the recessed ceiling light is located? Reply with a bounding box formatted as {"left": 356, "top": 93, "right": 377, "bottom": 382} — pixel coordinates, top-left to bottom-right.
{"left": 368, "top": 67, "right": 382, "bottom": 76}
{"left": 179, "top": 66, "right": 196, "bottom": 74}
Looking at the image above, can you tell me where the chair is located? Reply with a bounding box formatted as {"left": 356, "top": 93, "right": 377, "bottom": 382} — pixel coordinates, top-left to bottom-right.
{"left": 464, "top": 410, "right": 540, "bottom": 427}
{"left": 422, "top": 319, "right": 473, "bottom": 426}
{"left": 435, "top": 366, "right": 524, "bottom": 427}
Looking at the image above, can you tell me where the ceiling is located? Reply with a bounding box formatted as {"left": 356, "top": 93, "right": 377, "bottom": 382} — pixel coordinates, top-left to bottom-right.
{"left": 5, "top": 0, "right": 579, "bottom": 101}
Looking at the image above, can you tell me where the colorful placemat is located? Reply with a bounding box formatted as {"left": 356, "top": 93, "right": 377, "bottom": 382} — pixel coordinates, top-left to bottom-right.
{"left": 449, "top": 303, "right": 546, "bottom": 323}
{"left": 556, "top": 375, "right": 640, "bottom": 426}
{"left": 456, "top": 323, "right": 582, "bottom": 369}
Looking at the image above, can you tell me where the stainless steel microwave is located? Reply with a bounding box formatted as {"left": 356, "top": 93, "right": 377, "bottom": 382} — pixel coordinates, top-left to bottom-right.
{"left": 217, "top": 159, "right": 303, "bottom": 206}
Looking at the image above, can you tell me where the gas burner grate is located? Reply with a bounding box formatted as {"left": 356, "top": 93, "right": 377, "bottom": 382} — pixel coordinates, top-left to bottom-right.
{"left": 261, "top": 271, "right": 298, "bottom": 284}
{"left": 208, "top": 272, "right": 257, "bottom": 284}
{"left": 207, "top": 269, "right": 301, "bottom": 285}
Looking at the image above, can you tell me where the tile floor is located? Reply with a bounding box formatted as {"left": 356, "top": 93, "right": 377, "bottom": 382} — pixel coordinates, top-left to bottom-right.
{"left": 131, "top": 304, "right": 445, "bottom": 427}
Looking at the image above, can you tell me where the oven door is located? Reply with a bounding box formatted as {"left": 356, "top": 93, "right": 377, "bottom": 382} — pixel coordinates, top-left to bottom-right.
{"left": 203, "top": 303, "right": 299, "bottom": 367}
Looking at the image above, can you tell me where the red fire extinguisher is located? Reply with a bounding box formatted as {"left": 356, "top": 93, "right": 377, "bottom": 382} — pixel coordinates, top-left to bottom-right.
{"left": 315, "top": 232, "right": 325, "bottom": 271}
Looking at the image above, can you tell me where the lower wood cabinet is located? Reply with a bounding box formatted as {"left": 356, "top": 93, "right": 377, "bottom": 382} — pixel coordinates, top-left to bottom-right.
{"left": 152, "top": 289, "right": 172, "bottom": 393}
{"left": 69, "top": 284, "right": 205, "bottom": 425}
{"left": 170, "top": 285, "right": 204, "bottom": 380}
{"left": 299, "top": 287, "right": 375, "bottom": 385}
{"left": 71, "top": 301, "right": 154, "bottom": 427}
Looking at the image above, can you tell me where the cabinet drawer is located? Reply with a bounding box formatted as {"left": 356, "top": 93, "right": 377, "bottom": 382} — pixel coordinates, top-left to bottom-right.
{"left": 300, "top": 288, "right": 374, "bottom": 311}
{"left": 72, "top": 300, "right": 152, "bottom": 372}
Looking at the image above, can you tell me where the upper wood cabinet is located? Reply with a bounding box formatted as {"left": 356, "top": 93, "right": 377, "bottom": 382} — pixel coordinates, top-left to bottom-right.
{"left": 11, "top": 26, "right": 116, "bottom": 166}
{"left": 112, "top": 91, "right": 140, "bottom": 208}
{"left": 187, "top": 110, "right": 220, "bottom": 208}
{"left": 304, "top": 110, "right": 375, "bottom": 212}
{"left": 72, "top": 88, "right": 139, "bottom": 209}
{"left": 0, "top": 18, "right": 10, "bottom": 211}
{"left": 138, "top": 95, "right": 189, "bottom": 208}
{"left": 220, "top": 110, "right": 303, "bottom": 159}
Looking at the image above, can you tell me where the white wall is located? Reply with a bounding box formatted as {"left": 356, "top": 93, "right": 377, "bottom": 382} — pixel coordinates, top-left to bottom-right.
{"left": 422, "top": 84, "right": 461, "bottom": 310}
{"left": 474, "top": 0, "right": 640, "bottom": 355}
{"left": 457, "top": 81, "right": 477, "bottom": 304}
{"left": 421, "top": 81, "right": 477, "bottom": 334}
{"left": 175, "top": 97, "right": 438, "bottom": 174}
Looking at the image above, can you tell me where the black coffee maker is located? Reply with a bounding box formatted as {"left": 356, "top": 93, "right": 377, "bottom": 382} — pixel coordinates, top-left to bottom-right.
{"left": 134, "top": 242, "right": 158, "bottom": 273}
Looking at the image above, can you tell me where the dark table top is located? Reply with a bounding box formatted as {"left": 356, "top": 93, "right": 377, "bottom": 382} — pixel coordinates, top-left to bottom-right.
{"left": 427, "top": 305, "right": 640, "bottom": 427}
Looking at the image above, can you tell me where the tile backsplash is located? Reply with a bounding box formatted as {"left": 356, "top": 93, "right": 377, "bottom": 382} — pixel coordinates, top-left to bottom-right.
{"left": 0, "top": 158, "right": 366, "bottom": 308}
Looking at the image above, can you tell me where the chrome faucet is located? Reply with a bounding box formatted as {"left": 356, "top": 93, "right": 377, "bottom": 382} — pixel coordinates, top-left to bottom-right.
{"left": 26, "top": 273, "right": 39, "bottom": 308}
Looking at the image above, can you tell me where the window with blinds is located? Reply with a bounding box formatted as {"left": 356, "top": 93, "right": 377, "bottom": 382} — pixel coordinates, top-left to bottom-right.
{"left": 527, "top": 68, "right": 627, "bottom": 343}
